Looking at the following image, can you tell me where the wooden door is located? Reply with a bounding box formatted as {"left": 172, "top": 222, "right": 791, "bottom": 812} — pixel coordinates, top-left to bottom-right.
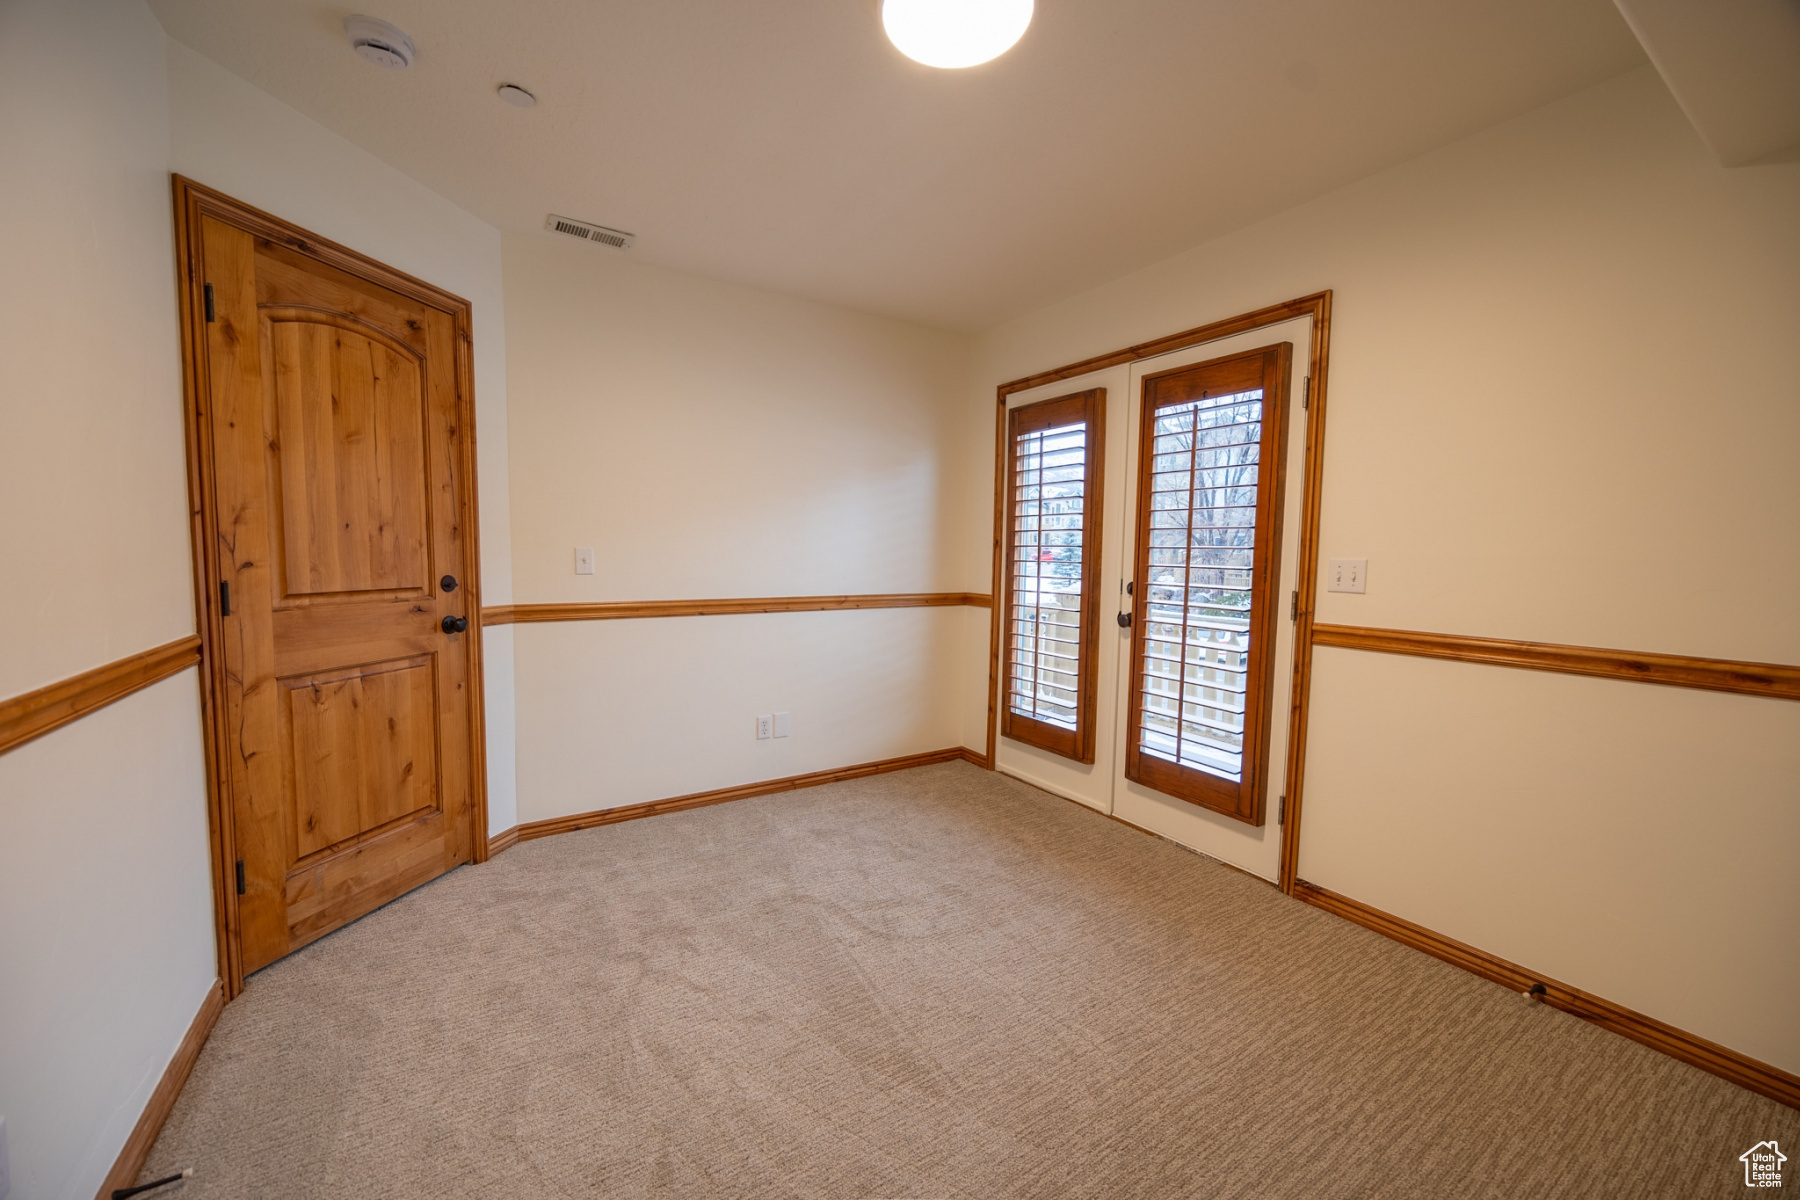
{"left": 188, "top": 192, "right": 483, "bottom": 976}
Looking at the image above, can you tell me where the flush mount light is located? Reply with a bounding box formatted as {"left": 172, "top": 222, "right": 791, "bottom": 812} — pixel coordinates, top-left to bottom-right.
{"left": 882, "top": 0, "right": 1032, "bottom": 69}
{"left": 344, "top": 15, "right": 415, "bottom": 69}
{"left": 497, "top": 83, "right": 537, "bottom": 107}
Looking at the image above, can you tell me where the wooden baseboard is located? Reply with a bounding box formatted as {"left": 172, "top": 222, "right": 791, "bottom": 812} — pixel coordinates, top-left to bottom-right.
{"left": 955, "top": 746, "right": 991, "bottom": 769}
{"left": 96, "top": 979, "right": 226, "bottom": 1200}
{"left": 1293, "top": 880, "right": 1800, "bottom": 1111}
{"left": 0, "top": 636, "right": 201, "bottom": 758}
{"left": 514, "top": 747, "right": 979, "bottom": 842}
{"left": 486, "top": 824, "right": 521, "bottom": 857}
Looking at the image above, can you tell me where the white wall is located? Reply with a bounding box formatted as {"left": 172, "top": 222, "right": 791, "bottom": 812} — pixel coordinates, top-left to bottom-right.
{"left": 0, "top": 0, "right": 191, "bottom": 699}
{"left": 0, "top": 4, "right": 213, "bottom": 1198}
{"left": 964, "top": 66, "right": 1800, "bottom": 1073}
{"left": 503, "top": 236, "right": 975, "bottom": 821}
{"left": 0, "top": 677, "right": 216, "bottom": 1200}
{"left": 0, "top": 7, "right": 527, "bottom": 1196}
{"left": 516, "top": 610, "right": 968, "bottom": 821}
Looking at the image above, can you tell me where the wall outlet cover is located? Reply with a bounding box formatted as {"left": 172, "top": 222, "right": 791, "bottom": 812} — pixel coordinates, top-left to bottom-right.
{"left": 756, "top": 714, "right": 772, "bottom": 740}
{"left": 574, "top": 546, "right": 595, "bottom": 575}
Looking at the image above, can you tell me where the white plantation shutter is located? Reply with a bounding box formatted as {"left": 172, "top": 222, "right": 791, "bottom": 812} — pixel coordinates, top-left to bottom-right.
{"left": 1009, "top": 421, "right": 1086, "bottom": 728}
{"left": 1138, "top": 388, "right": 1260, "bottom": 780}
{"left": 1002, "top": 388, "right": 1105, "bottom": 762}
{"left": 1127, "top": 345, "right": 1291, "bottom": 823}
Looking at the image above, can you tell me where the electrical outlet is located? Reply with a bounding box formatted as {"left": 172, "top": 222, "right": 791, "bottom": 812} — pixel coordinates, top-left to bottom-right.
{"left": 1327, "top": 558, "right": 1367, "bottom": 594}
{"left": 773, "top": 712, "right": 791, "bottom": 738}
{"left": 756, "top": 714, "right": 772, "bottom": 740}
{"left": 574, "top": 546, "right": 595, "bottom": 575}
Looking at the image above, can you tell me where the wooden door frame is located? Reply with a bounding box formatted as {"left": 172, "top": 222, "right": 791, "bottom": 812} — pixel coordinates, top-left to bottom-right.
{"left": 986, "top": 292, "right": 1331, "bottom": 893}
{"left": 171, "top": 176, "right": 491, "bottom": 998}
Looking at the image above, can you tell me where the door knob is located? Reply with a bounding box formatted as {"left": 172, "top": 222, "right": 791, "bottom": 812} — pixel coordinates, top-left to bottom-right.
{"left": 1117, "top": 610, "right": 1131, "bottom": 628}
{"left": 441, "top": 615, "right": 468, "bottom": 634}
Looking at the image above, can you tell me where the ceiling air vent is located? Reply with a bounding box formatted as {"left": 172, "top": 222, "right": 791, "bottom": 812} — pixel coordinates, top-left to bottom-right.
{"left": 544, "top": 214, "right": 635, "bottom": 251}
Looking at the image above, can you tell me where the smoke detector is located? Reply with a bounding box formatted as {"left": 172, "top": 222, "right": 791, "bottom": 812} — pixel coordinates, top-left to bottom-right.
{"left": 544, "top": 215, "right": 635, "bottom": 251}
{"left": 344, "top": 16, "right": 416, "bottom": 69}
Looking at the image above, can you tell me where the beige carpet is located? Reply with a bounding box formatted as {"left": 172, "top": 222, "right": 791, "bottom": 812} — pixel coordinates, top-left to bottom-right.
{"left": 141, "top": 761, "right": 1796, "bottom": 1198}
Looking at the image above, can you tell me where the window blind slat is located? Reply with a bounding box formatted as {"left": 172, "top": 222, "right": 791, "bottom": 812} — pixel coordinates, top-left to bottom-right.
{"left": 1008, "top": 417, "right": 1091, "bottom": 736}
{"left": 1136, "top": 385, "right": 1265, "bottom": 784}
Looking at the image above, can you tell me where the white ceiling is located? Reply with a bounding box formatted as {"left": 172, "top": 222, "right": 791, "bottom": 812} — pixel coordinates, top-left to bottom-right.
{"left": 147, "top": 0, "right": 1646, "bottom": 332}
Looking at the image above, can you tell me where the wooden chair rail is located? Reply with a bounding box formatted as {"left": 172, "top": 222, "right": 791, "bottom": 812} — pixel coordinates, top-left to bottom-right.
{"left": 0, "top": 636, "right": 202, "bottom": 757}
{"left": 482, "top": 593, "right": 992, "bottom": 625}
{"left": 1312, "top": 623, "right": 1800, "bottom": 702}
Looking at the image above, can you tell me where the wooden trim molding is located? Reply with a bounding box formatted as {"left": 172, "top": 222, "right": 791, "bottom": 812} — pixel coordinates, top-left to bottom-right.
{"left": 1275, "top": 298, "right": 1334, "bottom": 894}
{"left": 1294, "top": 880, "right": 1800, "bottom": 1110}
{"left": 511, "top": 747, "right": 978, "bottom": 842}
{"left": 997, "top": 292, "right": 1333, "bottom": 400}
{"left": 0, "top": 636, "right": 201, "bottom": 758}
{"left": 481, "top": 593, "right": 990, "bottom": 625}
{"left": 486, "top": 825, "right": 521, "bottom": 857}
{"left": 95, "top": 980, "right": 226, "bottom": 1200}
{"left": 1312, "top": 623, "right": 1800, "bottom": 702}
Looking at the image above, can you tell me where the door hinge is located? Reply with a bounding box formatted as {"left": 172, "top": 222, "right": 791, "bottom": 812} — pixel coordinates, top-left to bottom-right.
{"left": 1291, "top": 590, "right": 1298, "bottom": 621}
{"left": 204, "top": 283, "right": 216, "bottom": 323}
{"left": 235, "top": 859, "right": 246, "bottom": 895}
{"left": 1277, "top": 795, "right": 1287, "bottom": 825}
{"left": 219, "top": 579, "right": 231, "bottom": 616}
{"left": 1302, "top": 375, "right": 1310, "bottom": 409}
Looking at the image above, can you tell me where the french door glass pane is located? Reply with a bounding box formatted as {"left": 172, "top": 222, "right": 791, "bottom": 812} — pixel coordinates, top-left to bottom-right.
{"left": 1009, "top": 421, "right": 1088, "bottom": 730}
{"left": 1137, "top": 389, "right": 1262, "bottom": 780}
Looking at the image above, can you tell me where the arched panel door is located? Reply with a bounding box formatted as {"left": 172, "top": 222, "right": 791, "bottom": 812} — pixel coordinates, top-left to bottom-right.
{"left": 198, "top": 215, "right": 479, "bottom": 975}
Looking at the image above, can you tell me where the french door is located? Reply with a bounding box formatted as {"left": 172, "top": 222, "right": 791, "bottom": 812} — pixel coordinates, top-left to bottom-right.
{"left": 994, "top": 315, "right": 1315, "bottom": 881}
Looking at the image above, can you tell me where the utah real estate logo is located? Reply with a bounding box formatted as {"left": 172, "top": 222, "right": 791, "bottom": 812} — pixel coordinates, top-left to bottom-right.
{"left": 1742, "top": 1141, "right": 1786, "bottom": 1188}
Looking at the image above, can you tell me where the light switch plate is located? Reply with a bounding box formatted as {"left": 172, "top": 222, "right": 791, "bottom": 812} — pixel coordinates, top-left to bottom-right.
{"left": 574, "top": 546, "right": 595, "bottom": 575}
{"left": 773, "top": 712, "right": 791, "bottom": 738}
{"left": 756, "top": 714, "right": 772, "bottom": 740}
{"left": 1327, "top": 558, "right": 1367, "bottom": 594}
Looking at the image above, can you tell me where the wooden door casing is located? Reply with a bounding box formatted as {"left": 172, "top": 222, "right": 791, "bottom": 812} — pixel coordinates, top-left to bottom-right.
{"left": 176, "top": 178, "right": 487, "bottom": 990}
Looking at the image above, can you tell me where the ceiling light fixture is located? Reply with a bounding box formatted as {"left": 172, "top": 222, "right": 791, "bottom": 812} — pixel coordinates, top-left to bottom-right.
{"left": 882, "top": 0, "right": 1032, "bottom": 69}
{"left": 343, "top": 16, "right": 415, "bottom": 69}
{"left": 497, "top": 84, "right": 537, "bottom": 107}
